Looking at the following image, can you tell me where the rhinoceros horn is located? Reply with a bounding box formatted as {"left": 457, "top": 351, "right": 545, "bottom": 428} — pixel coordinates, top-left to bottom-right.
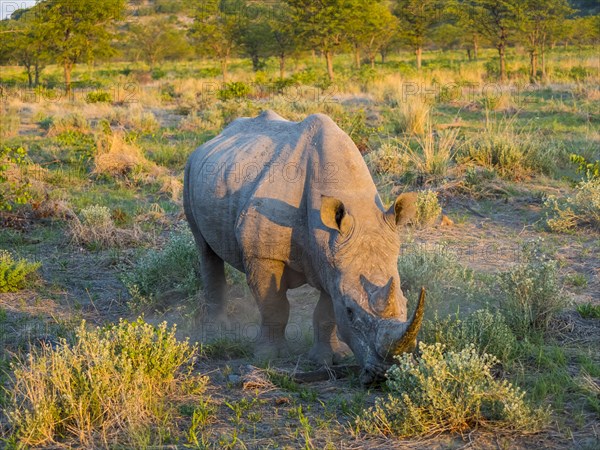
{"left": 376, "top": 287, "right": 426, "bottom": 361}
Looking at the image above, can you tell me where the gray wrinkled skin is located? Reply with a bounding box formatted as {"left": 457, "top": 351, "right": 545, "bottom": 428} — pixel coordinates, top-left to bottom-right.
{"left": 184, "top": 110, "right": 421, "bottom": 384}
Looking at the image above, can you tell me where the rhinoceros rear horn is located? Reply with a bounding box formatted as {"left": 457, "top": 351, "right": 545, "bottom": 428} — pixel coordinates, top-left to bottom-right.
{"left": 381, "top": 287, "right": 425, "bottom": 358}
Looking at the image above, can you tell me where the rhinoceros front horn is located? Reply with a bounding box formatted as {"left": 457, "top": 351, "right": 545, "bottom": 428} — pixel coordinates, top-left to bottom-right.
{"left": 376, "top": 287, "right": 426, "bottom": 361}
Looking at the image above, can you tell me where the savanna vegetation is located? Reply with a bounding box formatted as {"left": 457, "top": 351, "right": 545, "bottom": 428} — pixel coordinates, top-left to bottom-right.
{"left": 0, "top": 0, "right": 599, "bottom": 448}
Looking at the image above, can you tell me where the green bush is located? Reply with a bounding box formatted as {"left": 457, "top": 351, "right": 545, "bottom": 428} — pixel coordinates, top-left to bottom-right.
{"left": 8, "top": 318, "right": 208, "bottom": 447}
{"left": 544, "top": 178, "right": 600, "bottom": 232}
{"left": 0, "top": 250, "right": 41, "bottom": 293}
{"left": 0, "top": 145, "right": 32, "bottom": 211}
{"left": 398, "top": 244, "right": 475, "bottom": 315}
{"left": 577, "top": 303, "right": 600, "bottom": 319}
{"left": 355, "top": 343, "right": 548, "bottom": 437}
{"left": 123, "top": 229, "right": 201, "bottom": 310}
{"left": 570, "top": 154, "right": 599, "bottom": 180}
{"left": 499, "top": 251, "right": 564, "bottom": 336}
{"left": 217, "top": 82, "right": 252, "bottom": 101}
{"left": 414, "top": 190, "right": 442, "bottom": 228}
{"left": 421, "top": 309, "right": 517, "bottom": 365}
{"left": 85, "top": 91, "right": 112, "bottom": 103}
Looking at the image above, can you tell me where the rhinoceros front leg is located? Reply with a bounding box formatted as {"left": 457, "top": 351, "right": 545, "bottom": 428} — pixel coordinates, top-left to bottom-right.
{"left": 309, "top": 291, "right": 352, "bottom": 365}
{"left": 245, "top": 259, "right": 290, "bottom": 360}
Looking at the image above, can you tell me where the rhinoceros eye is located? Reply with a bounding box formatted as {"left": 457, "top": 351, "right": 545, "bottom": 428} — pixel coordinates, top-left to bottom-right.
{"left": 346, "top": 307, "right": 354, "bottom": 323}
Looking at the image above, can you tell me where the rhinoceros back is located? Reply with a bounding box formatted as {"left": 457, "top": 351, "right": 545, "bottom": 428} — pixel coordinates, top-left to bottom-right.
{"left": 184, "top": 110, "right": 379, "bottom": 277}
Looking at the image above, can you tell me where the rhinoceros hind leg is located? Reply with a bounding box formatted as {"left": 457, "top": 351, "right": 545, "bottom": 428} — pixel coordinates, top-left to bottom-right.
{"left": 246, "top": 259, "right": 291, "bottom": 360}
{"left": 190, "top": 229, "right": 226, "bottom": 319}
{"left": 309, "top": 292, "right": 352, "bottom": 365}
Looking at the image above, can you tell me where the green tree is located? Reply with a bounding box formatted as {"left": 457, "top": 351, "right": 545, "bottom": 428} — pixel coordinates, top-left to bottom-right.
{"left": 393, "top": 0, "right": 442, "bottom": 70}
{"left": 126, "top": 17, "right": 192, "bottom": 70}
{"left": 34, "top": 0, "right": 125, "bottom": 95}
{"left": 465, "top": 0, "right": 521, "bottom": 81}
{"left": 348, "top": 0, "right": 398, "bottom": 69}
{"left": 269, "top": 2, "right": 299, "bottom": 79}
{"left": 0, "top": 8, "right": 50, "bottom": 87}
{"left": 236, "top": 2, "right": 275, "bottom": 72}
{"left": 190, "top": 0, "right": 243, "bottom": 82}
{"left": 448, "top": 1, "right": 483, "bottom": 60}
{"left": 286, "top": 0, "right": 354, "bottom": 81}
{"left": 520, "top": 0, "right": 573, "bottom": 81}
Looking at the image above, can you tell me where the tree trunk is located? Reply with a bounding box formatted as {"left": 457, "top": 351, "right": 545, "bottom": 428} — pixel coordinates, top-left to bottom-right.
{"left": 380, "top": 49, "right": 386, "bottom": 64}
{"left": 473, "top": 34, "right": 478, "bottom": 60}
{"left": 34, "top": 63, "right": 40, "bottom": 87}
{"left": 354, "top": 44, "right": 361, "bottom": 69}
{"left": 467, "top": 48, "right": 472, "bottom": 61}
{"left": 279, "top": 53, "right": 285, "bottom": 79}
{"left": 64, "top": 61, "right": 73, "bottom": 95}
{"left": 26, "top": 67, "right": 33, "bottom": 88}
{"left": 541, "top": 44, "right": 547, "bottom": 81}
{"left": 416, "top": 47, "right": 422, "bottom": 70}
{"left": 529, "top": 49, "right": 538, "bottom": 82}
{"left": 370, "top": 54, "right": 375, "bottom": 69}
{"left": 498, "top": 43, "right": 506, "bottom": 82}
{"left": 325, "top": 50, "right": 334, "bottom": 81}
{"left": 221, "top": 57, "right": 229, "bottom": 82}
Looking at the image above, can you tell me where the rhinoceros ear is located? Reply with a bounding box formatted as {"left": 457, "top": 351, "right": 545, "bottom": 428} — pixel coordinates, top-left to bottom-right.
{"left": 321, "top": 196, "right": 352, "bottom": 234}
{"left": 387, "top": 192, "right": 418, "bottom": 226}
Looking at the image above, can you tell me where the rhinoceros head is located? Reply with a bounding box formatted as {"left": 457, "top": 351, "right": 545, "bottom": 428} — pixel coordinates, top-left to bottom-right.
{"left": 319, "top": 192, "right": 425, "bottom": 384}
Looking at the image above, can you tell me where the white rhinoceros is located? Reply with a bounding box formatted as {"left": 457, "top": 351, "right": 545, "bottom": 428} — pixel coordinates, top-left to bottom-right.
{"left": 183, "top": 110, "right": 424, "bottom": 383}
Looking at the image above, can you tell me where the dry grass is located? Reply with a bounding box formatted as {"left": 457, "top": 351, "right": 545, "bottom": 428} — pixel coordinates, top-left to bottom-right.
{"left": 69, "top": 204, "right": 145, "bottom": 249}
{"left": 393, "top": 96, "right": 431, "bottom": 136}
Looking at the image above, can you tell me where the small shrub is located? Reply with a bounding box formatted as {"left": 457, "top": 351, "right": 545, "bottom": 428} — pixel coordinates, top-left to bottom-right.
{"left": 355, "top": 343, "right": 548, "bottom": 437}
{"left": 570, "top": 154, "right": 599, "bottom": 180}
{"left": 85, "top": 91, "right": 112, "bottom": 103}
{"left": 421, "top": 309, "right": 517, "bottom": 365}
{"left": 122, "top": 229, "right": 201, "bottom": 310}
{"left": 93, "top": 132, "right": 161, "bottom": 178}
{"left": 47, "top": 113, "right": 89, "bottom": 136}
{"left": 366, "top": 140, "right": 410, "bottom": 176}
{"left": 217, "top": 82, "right": 252, "bottom": 101}
{"left": 1, "top": 145, "right": 32, "bottom": 211}
{"left": 398, "top": 244, "right": 475, "bottom": 315}
{"left": 69, "top": 204, "right": 144, "bottom": 249}
{"left": 414, "top": 190, "right": 442, "bottom": 228}
{"left": 544, "top": 179, "right": 600, "bottom": 232}
{"left": 401, "top": 128, "right": 460, "bottom": 179}
{"left": 499, "top": 252, "right": 564, "bottom": 336}
{"left": 577, "top": 303, "right": 600, "bottom": 319}
{"left": 8, "top": 318, "right": 208, "bottom": 447}
{"left": 0, "top": 250, "right": 41, "bottom": 293}
{"left": 0, "top": 107, "right": 20, "bottom": 138}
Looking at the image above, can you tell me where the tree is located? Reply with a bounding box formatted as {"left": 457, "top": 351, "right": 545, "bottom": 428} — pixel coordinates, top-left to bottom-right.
{"left": 286, "top": 0, "right": 354, "bottom": 81}
{"left": 236, "top": 2, "right": 275, "bottom": 72}
{"left": 448, "top": 0, "right": 482, "bottom": 60}
{"left": 269, "top": 2, "right": 299, "bottom": 79}
{"left": 465, "top": 0, "right": 520, "bottom": 82}
{"left": 0, "top": 8, "right": 50, "bottom": 87}
{"left": 520, "top": 0, "right": 573, "bottom": 81}
{"left": 189, "top": 0, "right": 243, "bottom": 82}
{"left": 348, "top": 0, "right": 398, "bottom": 69}
{"left": 126, "top": 17, "right": 192, "bottom": 69}
{"left": 393, "top": 0, "right": 442, "bottom": 70}
{"left": 34, "top": 0, "right": 125, "bottom": 95}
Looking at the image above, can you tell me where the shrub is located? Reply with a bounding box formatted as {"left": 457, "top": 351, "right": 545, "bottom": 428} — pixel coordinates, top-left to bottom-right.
{"left": 217, "top": 82, "right": 252, "bottom": 101}
{"left": 47, "top": 113, "right": 89, "bottom": 136}
{"left": 85, "top": 91, "right": 112, "bottom": 103}
{"left": 93, "top": 132, "right": 162, "bottom": 179}
{"left": 414, "top": 190, "right": 442, "bottom": 228}
{"left": 498, "top": 251, "right": 564, "bottom": 336}
{"left": 0, "top": 250, "right": 41, "bottom": 293}
{"left": 122, "top": 229, "right": 201, "bottom": 310}
{"left": 398, "top": 244, "right": 475, "bottom": 315}
{"left": 544, "top": 178, "right": 600, "bottom": 232}
{"left": 1, "top": 145, "right": 32, "bottom": 211}
{"left": 421, "top": 309, "right": 517, "bottom": 365}
{"left": 570, "top": 154, "right": 599, "bottom": 180}
{"left": 69, "top": 205, "right": 144, "bottom": 249}
{"left": 355, "top": 343, "right": 548, "bottom": 437}
{"left": 8, "top": 318, "right": 208, "bottom": 447}
{"left": 0, "top": 107, "right": 20, "bottom": 138}
{"left": 365, "top": 140, "right": 410, "bottom": 176}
